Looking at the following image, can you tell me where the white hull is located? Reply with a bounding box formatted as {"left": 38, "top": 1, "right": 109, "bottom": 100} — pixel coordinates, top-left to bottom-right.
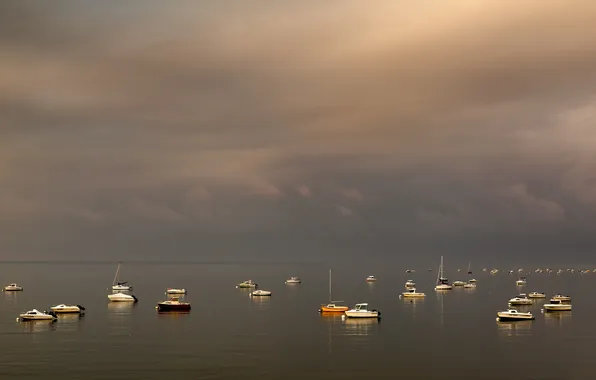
{"left": 344, "top": 311, "right": 380, "bottom": 318}
{"left": 402, "top": 292, "right": 425, "bottom": 298}
{"left": 4, "top": 284, "right": 23, "bottom": 291}
{"left": 464, "top": 284, "right": 476, "bottom": 288}
{"left": 50, "top": 304, "right": 84, "bottom": 314}
{"left": 18, "top": 309, "right": 56, "bottom": 321}
{"left": 544, "top": 305, "right": 572, "bottom": 311}
{"left": 250, "top": 290, "right": 272, "bottom": 296}
{"left": 166, "top": 289, "right": 187, "bottom": 294}
{"left": 108, "top": 293, "right": 138, "bottom": 302}
{"left": 453, "top": 281, "right": 465, "bottom": 286}
{"left": 112, "top": 285, "right": 132, "bottom": 291}
{"left": 285, "top": 280, "right": 301, "bottom": 284}
{"left": 528, "top": 293, "right": 546, "bottom": 298}
{"left": 435, "top": 285, "right": 453, "bottom": 291}
{"left": 508, "top": 300, "right": 532, "bottom": 305}
{"left": 497, "top": 312, "right": 534, "bottom": 321}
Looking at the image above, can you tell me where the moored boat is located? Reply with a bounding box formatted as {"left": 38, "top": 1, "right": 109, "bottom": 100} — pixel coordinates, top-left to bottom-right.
{"left": 18, "top": 309, "right": 57, "bottom": 321}
{"left": 366, "top": 276, "right": 377, "bottom": 282}
{"left": 528, "top": 292, "right": 546, "bottom": 298}
{"left": 508, "top": 294, "right": 532, "bottom": 305}
{"left": 166, "top": 288, "right": 187, "bottom": 294}
{"left": 543, "top": 299, "right": 572, "bottom": 311}
{"left": 285, "top": 277, "right": 301, "bottom": 284}
{"left": 157, "top": 297, "right": 191, "bottom": 312}
{"left": 250, "top": 289, "right": 272, "bottom": 297}
{"left": 453, "top": 281, "right": 466, "bottom": 286}
{"left": 463, "top": 282, "right": 476, "bottom": 289}
{"left": 551, "top": 294, "right": 571, "bottom": 302}
{"left": 112, "top": 262, "right": 132, "bottom": 291}
{"left": 344, "top": 303, "right": 380, "bottom": 319}
{"left": 497, "top": 309, "right": 534, "bottom": 321}
{"left": 4, "top": 283, "right": 23, "bottom": 291}
{"left": 405, "top": 280, "right": 416, "bottom": 288}
{"left": 402, "top": 288, "right": 426, "bottom": 298}
{"left": 319, "top": 269, "right": 349, "bottom": 312}
{"left": 50, "top": 304, "right": 85, "bottom": 314}
{"left": 236, "top": 280, "right": 257, "bottom": 288}
{"left": 108, "top": 292, "right": 138, "bottom": 302}
{"left": 516, "top": 277, "right": 527, "bottom": 286}
{"left": 435, "top": 256, "right": 453, "bottom": 290}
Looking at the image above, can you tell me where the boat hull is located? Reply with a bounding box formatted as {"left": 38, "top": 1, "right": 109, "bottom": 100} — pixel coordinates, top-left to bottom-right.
{"left": 19, "top": 316, "right": 56, "bottom": 321}
{"left": 157, "top": 303, "right": 191, "bottom": 312}
{"left": 402, "top": 293, "right": 425, "bottom": 298}
{"left": 497, "top": 314, "right": 534, "bottom": 321}
{"left": 544, "top": 305, "right": 572, "bottom": 311}
{"left": 166, "top": 289, "right": 187, "bottom": 294}
{"left": 319, "top": 306, "right": 349, "bottom": 312}
{"left": 435, "top": 285, "right": 453, "bottom": 290}
{"left": 108, "top": 294, "right": 138, "bottom": 302}
{"left": 51, "top": 308, "right": 83, "bottom": 314}
{"left": 344, "top": 311, "right": 380, "bottom": 318}
{"left": 4, "top": 287, "right": 23, "bottom": 291}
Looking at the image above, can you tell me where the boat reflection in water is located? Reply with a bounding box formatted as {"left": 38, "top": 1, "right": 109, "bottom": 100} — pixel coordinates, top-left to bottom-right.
{"left": 496, "top": 320, "right": 533, "bottom": 338}
{"left": 55, "top": 313, "right": 84, "bottom": 332}
{"left": 20, "top": 319, "right": 57, "bottom": 334}
{"left": 544, "top": 310, "right": 572, "bottom": 327}
{"left": 249, "top": 295, "right": 271, "bottom": 308}
{"left": 341, "top": 317, "right": 379, "bottom": 337}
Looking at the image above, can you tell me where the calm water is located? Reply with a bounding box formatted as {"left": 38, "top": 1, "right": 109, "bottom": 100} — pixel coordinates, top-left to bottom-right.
{"left": 0, "top": 261, "right": 594, "bottom": 379}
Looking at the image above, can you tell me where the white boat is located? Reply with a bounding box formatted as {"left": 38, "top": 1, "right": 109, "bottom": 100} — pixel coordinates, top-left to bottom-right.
{"left": 469, "top": 279, "right": 477, "bottom": 283}
{"left": 366, "top": 276, "right": 377, "bottom": 282}
{"left": 50, "top": 304, "right": 86, "bottom": 314}
{"left": 344, "top": 303, "right": 380, "bottom": 319}
{"left": 112, "top": 262, "right": 132, "bottom": 291}
{"left": 18, "top": 309, "right": 57, "bottom": 321}
{"left": 236, "top": 280, "right": 258, "bottom": 288}
{"left": 285, "top": 277, "right": 301, "bottom": 284}
{"left": 4, "top": 283, "right": 23, "bottom": 291}
{"left": 528, "top": 292, "right": 546, "bottom": 298}
{"left": 508, "top": 294, "right": 533, "bottom": 305}
{"left": 402, "top": 288, "right": 426, "bottom": 298}
{"left": 166, "top": 288, "right": 187, "bottom": 294}
{"left": 463, "top": 282, "right": 476, "bottom": 288}
{"left": 453, "top": 281, "right": 466, "bottom": 286}
{"left": 435, "top": 256, "right": 453, "bottom": 290}
{"left": 516, "top": 277, "right": 527, "bottom": 286}
{"left": 543, "top": 299, "right": 572, "bottom": 311}
{"left": 497, "top": 309, "right": 535, "bottom": 321}
{"left": 405, "top": 280, "right": 416, "bottom": 288}
{"left": 490, "top": 269, "right": 499, "bottom": 275}
{"left": 108, "top": 292, "right": 138, "bottom": 302}
{"left": 250, "top": 289, "right": 272, "bottom": 297}
{"left": 551, "top": 294, "right": 571, "bottom": 302}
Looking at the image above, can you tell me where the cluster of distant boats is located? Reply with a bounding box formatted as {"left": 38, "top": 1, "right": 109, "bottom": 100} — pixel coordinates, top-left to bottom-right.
{"left": 4, "top": 258, "right": 582, "bottom": 323}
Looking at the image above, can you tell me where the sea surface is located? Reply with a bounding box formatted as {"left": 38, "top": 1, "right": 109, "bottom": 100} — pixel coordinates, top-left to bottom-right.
{"left": 0, "top": 261, "right": 594, "bottom": 379}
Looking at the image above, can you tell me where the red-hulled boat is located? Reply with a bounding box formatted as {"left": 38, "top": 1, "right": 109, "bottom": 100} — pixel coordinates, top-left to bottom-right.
{"left": 156, "top": 297, "right": 191, "bottom": 312}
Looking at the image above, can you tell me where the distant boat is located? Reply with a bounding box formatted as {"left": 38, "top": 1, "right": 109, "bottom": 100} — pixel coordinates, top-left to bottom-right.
{"left": 405, "top": 280, "right": 416, "bottom": 288}
{"left": 435, "top": 256, "right": 453, "bottom": 291}
{"left": 528, "top": 292, "right": 546, "bottom": 298}
{"left": 453, "top": 281, "right": 466, "bottom": 287}
{"left": 402, "top": 288, "right": 425, "bottom": 298}
{"left": 344, "top": 303, "right": 380, "bottom": 319}
{"left": 463, "top": 282, "right": 476, "bottom": 289}
{"left": 497, "top": 309, "right": 534, "bottom": 321}
{"left": 166, "top": 288, "right": 187, "bottom": 295}
{"left": 3, "top": 283, "right": 23, "bottom": 291}
{"left": 543, "top": 299, "right": 572, "bottom": 312}
{"left": 250, "top": 289, "right": 272, "bottom": 297}
{"left": 236, "top": 280, "right": 257, "bottom": 288}
{"left": 157, "top": 297, "right": 191, "bottom": 312}
{"left": 285, "top": 277, "right": 301, "bottom": 284}
{"left": 18, "top": 309, "right": 57, "bottom": 321}
{"left": 108, "top": 292, "right": 138, "bottom": 302}
{"left": 508, "top": 294, "right": 532, "bottom": 305}
{"left": 366, "top": 275, "right": 377, "bottom": 282}
{"left": 112, "top": 262, "right": 132, "bottom": 291}
{"left": 516, "top": 277, "right": 527, "bottom": 286}
{"left": 50, "top": 304, "right": 85, "bottom": 314}
{"left": 319, "top": 269, "right": 349, "bottom": 313}
{"left": 551, "top": 294, "right": 571, "bottom": 302}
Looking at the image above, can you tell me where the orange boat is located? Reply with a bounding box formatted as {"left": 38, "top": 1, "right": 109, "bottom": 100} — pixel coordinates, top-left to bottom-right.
{"left": 319, "top": 269, "right": 349, "bottom": 313}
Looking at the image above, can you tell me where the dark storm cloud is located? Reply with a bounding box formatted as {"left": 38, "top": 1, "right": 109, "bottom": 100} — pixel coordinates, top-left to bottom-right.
{"left": 1, "top": 1, "right": 596, "bottom": 262}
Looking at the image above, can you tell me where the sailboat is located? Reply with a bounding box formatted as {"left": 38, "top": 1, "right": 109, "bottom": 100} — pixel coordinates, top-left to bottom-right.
{"left": 112, "top": 262, "right": 133, "bottom": 291}
{"left": 319, "top": 269, "right": 349, "bottom": 313}
{"left": 435, "top": 256, "right": 453, "bottom": 291}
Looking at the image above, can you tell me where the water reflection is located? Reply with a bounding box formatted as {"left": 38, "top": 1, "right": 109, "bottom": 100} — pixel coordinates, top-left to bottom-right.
{"left": 157, "top": 311, "right": 191, "bottom": 319}
{"left": 401, "top": 297, "right": 425, "bottom": 314}
{"left": 496, "top": 320, "right": 533, "bottom": 338}
{"left": 342, "top": 318, "right": 379, "bottom": 336}
{"left": 55, "top": 313, "right": 84, "bottom": 332}
{"left": 19, "top": 320, "right": 57, "bottom": 334}
{"left": 1, "top": 291, "right": 19, "bottom": 305}
{"left": 544, "top": 311, "right": 572, "bottom": 326}
{"left": 249, "top": 296, "right": 271, "bottom": 308}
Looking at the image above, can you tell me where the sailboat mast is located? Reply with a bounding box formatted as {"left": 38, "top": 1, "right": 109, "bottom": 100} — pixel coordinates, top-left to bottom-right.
{"left": 328, "top": 268, "right": 332, "bottom": 303}
{"left": 113, "top": 262, "right": 121, "bottom": 285}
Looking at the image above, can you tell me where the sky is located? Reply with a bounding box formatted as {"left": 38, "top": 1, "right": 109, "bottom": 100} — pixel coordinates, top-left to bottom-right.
{"left": 1, "top": 1, "right": 596, "bottom": 264}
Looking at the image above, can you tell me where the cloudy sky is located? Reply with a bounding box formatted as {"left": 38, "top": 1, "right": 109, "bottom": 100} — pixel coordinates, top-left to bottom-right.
{"left": 1, "top": 1, "right": 596, "bottom": 264}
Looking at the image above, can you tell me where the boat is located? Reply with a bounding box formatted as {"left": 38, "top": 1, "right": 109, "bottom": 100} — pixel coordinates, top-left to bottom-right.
{"left": 453, "top": 281, "right": 466, "bottom": 286}
{"left": 551, "top": 294, "right": 571, "bottom": 302}
{"left": 543, "top": 299, "right": 572, "bottom": 311}
{"left": 108, "top": 292, "right": 138, "bottom": 302}
{"left": 112, "top": 262, "right": 132, "bottom": 291}
{"left": 463, "top": 282, "right": 476, "bottom": 288}
{"left": 18, "top": 309, "right": 57, "bottom": 321}
{"left": 166, "top": 288, "right": 187, "bottom": 294}
{"left": 250, "top": 289, "right": 272, "bottom": 297}
{"left": 402, "top": 288, "right": 426, "bottom": 298}
{"left": 405, "top": 280, "right": 416, "bottom": 288}
{"left": 285, "top": 277, "right": 301, "bottom": 284}
{"left": 516, "top": 277, "right": 527, "bottom": 286}
{"left": 528, "top": 292, "right": 546, "bottom": 298}
{"left": 344, "top": 303, "right": 380, "bottom": 319}
{"left": 50, "top": 304, "right": 85, "bottom": 314}
{"left": 236, "top": 280, "right": 257, "bottom": 288}
{"left": 469, "top": 279, "right": 477, "bottom": 283}
{"left": 435, "top": 256, "right": 453, "bottom": 290}
{"left": 157, "top": 297, "right": 191, "bottom": 312}
{"left": 319, "top": 269, "right": 349, "bottom": 313}
{"left": 3, "top": 283, "right": 23, "bottom": 291}
{"left": 366, "top": 275, "right": 377, "bottom": 282}
{"left": 467, "top": 261, "right": 473, "bottom": 275}
{"left": 497, "top": 309, "right": 535, "bottom": 321}
{"left": 405, "top": 269, "right": 415, "bottom": 273}
{"left": 508, "top": 294, "right": 532, "bottom": 305}
{"left": 490, "top": 269, "right": 499, "bottom": 275}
